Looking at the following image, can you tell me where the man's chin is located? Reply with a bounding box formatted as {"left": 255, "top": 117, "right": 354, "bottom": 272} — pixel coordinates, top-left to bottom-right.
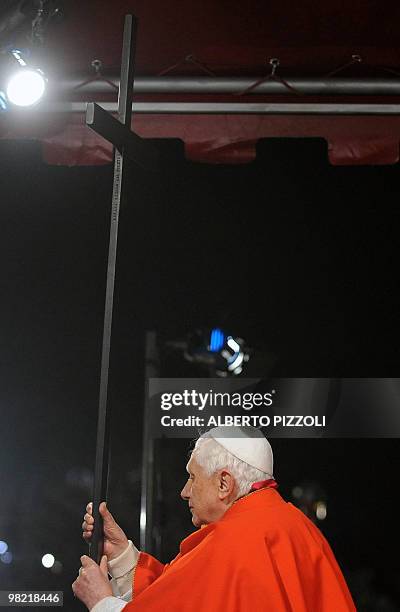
{"left": 191, "top": 514, "right": 202, "bottom": 528}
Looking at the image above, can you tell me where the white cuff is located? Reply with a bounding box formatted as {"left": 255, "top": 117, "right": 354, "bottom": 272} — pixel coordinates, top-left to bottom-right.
{"left": 108, "top": 541, "right": 139, "bottom": 579}
{"left": 91, "top": 596, "right": 127, "bottom": 612}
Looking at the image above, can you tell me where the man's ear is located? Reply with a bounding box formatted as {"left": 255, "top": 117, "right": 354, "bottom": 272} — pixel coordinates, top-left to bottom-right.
{"left": 218, "top": 470, "right": 235, "bottom": 500}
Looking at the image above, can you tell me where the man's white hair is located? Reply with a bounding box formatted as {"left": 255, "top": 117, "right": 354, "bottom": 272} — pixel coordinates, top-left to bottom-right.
{"left": 192, "top": 436, "right": 272, "bottom": 499}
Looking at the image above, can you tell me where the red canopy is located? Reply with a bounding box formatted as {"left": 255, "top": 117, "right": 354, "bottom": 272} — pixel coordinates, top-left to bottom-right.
{"left": 2, "top": 0, "right": 400, "bottom": 165}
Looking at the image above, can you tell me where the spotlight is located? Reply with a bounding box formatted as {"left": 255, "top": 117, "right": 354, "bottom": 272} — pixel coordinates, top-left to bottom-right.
{"left": 41, "top": 553, "right": 55, "bottom": 568}
{"left": 185, "top": 328, "right": 250, "bottom": 377}
{"left": 0, "top": 541, "right": 8, "bottom": 555}
{"left": 1, "top": 49, "right": 47, "bottom": 108}
{"left": 315, "top": 501, "right": 327, "bottom": 521}
{"left": 209, "top": 328, "right": 225, "bottom": 353}
{"left": 6, "top": 67, "right": 46, "bottom": 106}
{"left": 223, "top": 336, "right": 246, "bottom": 374}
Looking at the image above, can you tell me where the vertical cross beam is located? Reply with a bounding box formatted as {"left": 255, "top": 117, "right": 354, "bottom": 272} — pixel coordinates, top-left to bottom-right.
{"left": 89, "top": 14, "right": 137, "bottom": 563}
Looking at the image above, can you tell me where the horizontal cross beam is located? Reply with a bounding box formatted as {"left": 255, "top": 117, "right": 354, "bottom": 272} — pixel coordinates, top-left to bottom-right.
{"left": 86, "top": 102, "right": 158, "bottom": 169}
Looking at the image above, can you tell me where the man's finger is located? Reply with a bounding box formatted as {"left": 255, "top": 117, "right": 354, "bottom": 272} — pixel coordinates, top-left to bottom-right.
{"left": 82, "top": 520, "right": 93, "bottom": 530}
{"left": 99, "top": 501, "right": 116, "bottom": 524}
{"left": 100, "top": 555, "right": 108, "bottom": 577}
{"left": 86, "top": 502, "right": 93, "bottom": 514}
{"left": 80, "top": 555, "right": 95, "bottom": 568}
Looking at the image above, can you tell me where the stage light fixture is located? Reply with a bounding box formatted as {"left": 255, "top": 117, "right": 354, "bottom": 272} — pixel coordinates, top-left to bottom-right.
{"left": 6, "top": 67, "right": 46, "bottom": 106}
{"left": 0, "top": 541, "right": 8, "bottom": 555}
{"left": 315, "top": 501, "right": 327, "bottom": 521}
{"left": 41, "top": 553, "right": 55, "bottom": 568}
{"left": 1, "top": 49, "right": 47, "bottom": 108}
{"left": 209, "top": 328, "right": 225, "bottom": 352}
{"left": 185, "top": 328, "right": 250, "bottom": 377}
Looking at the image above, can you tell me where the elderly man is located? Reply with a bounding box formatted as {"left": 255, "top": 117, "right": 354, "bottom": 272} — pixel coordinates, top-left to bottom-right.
{"left": 73, "top": 426, "right": 356, "bottom": 611}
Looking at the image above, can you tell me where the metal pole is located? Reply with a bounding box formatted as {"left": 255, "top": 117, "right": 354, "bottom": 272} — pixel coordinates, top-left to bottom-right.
{"left": 62, "top": 76, "right": 400, "bottom": 96}
{"left": 53, "top": 101, "right": 400, "bottom": 115}
{"left": 140, "top": 331, "right": 160, "bottom": 552}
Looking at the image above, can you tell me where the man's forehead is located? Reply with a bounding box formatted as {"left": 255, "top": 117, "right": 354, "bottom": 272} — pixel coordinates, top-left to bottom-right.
{"left": 186, "top": 456, "right": 197, "bottom": 472}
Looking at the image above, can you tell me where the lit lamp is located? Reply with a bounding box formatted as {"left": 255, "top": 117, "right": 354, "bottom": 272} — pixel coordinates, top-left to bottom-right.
{"left": 185, "top": 328, "right": 250, "bottom": 376}
{"left": 1, "top": 49, "right": 46, "bottom": 108}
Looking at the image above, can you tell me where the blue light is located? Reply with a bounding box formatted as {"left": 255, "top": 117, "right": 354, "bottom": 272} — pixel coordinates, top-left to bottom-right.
{"left": 209, "top": 328, "right": 225, "bottom": 352}
{"left": 0, "top": 541, "right": 8, "bottom": 555}
{"left": 0, "top": 92, "right": 7, "bottom": 111}
{"left": 0, "top": 551, "right": 12, "bottom": 564}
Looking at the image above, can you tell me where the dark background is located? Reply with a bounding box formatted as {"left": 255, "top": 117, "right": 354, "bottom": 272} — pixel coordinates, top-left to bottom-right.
{"left": 0, "top": 137, "right": 399, "bottom": 610}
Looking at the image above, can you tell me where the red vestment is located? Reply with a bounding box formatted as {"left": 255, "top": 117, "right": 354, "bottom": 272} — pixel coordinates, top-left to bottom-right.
{"left": 123, "top": 488, "right": 356, "bottom": 611}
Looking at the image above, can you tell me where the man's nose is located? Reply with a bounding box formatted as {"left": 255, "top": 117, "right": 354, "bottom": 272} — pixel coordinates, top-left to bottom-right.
{"left": 181, "top": 480, "right": 191, "bottom": 500}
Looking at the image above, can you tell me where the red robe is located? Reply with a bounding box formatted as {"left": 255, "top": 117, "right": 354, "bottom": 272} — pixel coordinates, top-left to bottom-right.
{"left": 123, "top": 488, "right": 356, "bottom": 611}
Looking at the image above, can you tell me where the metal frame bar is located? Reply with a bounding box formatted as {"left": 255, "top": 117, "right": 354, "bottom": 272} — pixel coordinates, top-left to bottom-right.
{"left": 51, "top": 102, "right": 400, "bottom": 115}
{"left": 140, "top": 332, "right": 160, "bottom": 552}
{"left": 63, "top": 76, "right": 400, "bottom": 96}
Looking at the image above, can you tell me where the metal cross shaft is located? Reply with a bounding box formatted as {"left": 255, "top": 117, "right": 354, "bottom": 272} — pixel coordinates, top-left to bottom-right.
{"left": 85, "top": 13, "right": 157, "bottom": 563}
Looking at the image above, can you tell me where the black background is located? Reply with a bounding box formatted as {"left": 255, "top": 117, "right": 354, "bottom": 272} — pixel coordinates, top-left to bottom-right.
{"left": 0, "top": 137, "right": 399, "bottom": 609}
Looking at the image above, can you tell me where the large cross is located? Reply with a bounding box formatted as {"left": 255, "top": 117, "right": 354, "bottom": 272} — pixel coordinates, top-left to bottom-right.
{"left": 85, "top": 14, "right": 157, "bottom": 562}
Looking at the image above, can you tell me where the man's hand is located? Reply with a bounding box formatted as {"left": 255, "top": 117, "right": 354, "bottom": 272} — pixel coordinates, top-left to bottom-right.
{"left": 72, "top": 555, "right": 112, "bottom": 610}
{"left": 82, "top": 501, "right": 129, "bottom": 560}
